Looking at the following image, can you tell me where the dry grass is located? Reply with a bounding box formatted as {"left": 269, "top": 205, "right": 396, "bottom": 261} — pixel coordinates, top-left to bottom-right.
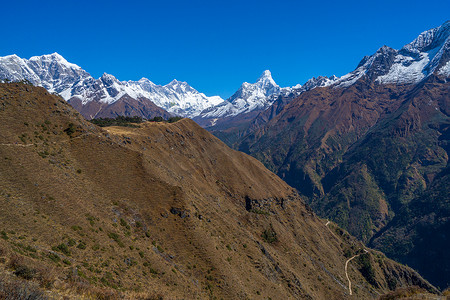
{"left": 0, "top": 82, "right": 439, "bottom": 299}
{"left": 0, "top": 273, "right": 47, "bottom": 300}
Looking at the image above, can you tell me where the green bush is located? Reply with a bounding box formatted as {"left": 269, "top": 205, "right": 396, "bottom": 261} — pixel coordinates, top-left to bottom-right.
{"left": 13, "top": 265, "right": 36, "bottom": 280}
{"left": 357, "top": 253, "right": 378, "bottom": 287}
{"left": 1, "top": 231, "right": 8, "bottom": 240}
{"left": 64, "top": 123, "right": 75, "bottom": 136}
{"left": 52, "top": 243, "right": 71, "bottom": 256}
{"left": 77, "top": 241, "right": 87, "bottom": 250}
{"left": 48, "top": 253, "right": 61, "bottom": 263}
{"left": 262, "top": 227, "right": 278, "bottom": 244}
{"left": 149, "top": 116, "right": 164, "bottom": 122}
{"left": 167, "top": 116, "right": 183, "bottom": 123}
{"left": 108, "top": 233, "right": 124, "bottom": 247}
{"left": 90, "top": 116, "right": 144, "bottom": 127}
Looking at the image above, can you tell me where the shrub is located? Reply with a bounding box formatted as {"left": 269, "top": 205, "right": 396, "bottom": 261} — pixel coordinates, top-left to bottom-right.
{"left": 0, "top": 274, "right": 46, "bottom": 299}
{"left": 150, "top": 116, "right": 164, "bottom": 122}
{"left": 62, "top": 259, "right": 71, "bottom": 266}
{"left": 262, "top": 226, "right": 278, "bottom": 244}
{"left": 90, "top": 116, "right": 144, "bottom": 127}
{"left": 1, "top": 230, "right": 9, "bottom": 240}
{"left": 108, "top": 233, "right": 124, "bottom": 247}
{"left": 167, "top": 116, "right": 183, "bottom": 123}
{"left": 14, "top": 265, "right": 36, "bottom": 280}
{"left": 71, "top": 225, "right": 82, "bottom": 231}
{"left": 52, "top": 243, "right": 71, "bottom": 256}
{"left": 77, "top": 241, "right": 86, "bottom": 250}
{"left": 64, "top": 123, "right": 75, "bottom": 136}
{"left": 120, "top": 218, "right": 130, "bottom": 230}
{"left": 48, "top": 253, "right": 61, "bottom": 263}
{"left": 357, "top": 253, "right": 378, "bottom": 287}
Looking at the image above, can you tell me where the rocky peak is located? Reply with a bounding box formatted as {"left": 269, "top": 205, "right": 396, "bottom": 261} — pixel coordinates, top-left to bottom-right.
{"left": 255, "top": 70, "right": 278, "bottom": 90}
{"left": 302, "top": 75, "right": 337, "bottom": 90}
{"left": 165, "top": 79, "right": 195, "bottom": 94}
{"left": 364, "top": 46, "right": 398, "bottom": 80}
{"left": 229, "top": 70, "right": 280, "bottom": 103}
{"left": 100, "top": 73, "right": 120, "bottom": 85}
{"left": 403, "top": 20, "right": 450, "bottom": 53}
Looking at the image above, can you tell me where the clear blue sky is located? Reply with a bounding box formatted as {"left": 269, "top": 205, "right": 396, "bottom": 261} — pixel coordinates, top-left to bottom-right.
{"left": 1, "top": 0, "right": 448, "bottom": 98}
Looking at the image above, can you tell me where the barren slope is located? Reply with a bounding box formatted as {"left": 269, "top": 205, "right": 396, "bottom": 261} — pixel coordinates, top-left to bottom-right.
{"left": 0, "top": 83, "right": 437, "bottom": 299}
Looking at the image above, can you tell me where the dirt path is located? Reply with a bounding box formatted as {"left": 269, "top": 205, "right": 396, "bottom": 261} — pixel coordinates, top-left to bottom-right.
{"left": 0, "top": 143, "right": 34, "bottom": 147}
{"left": 345, "top": 249, "right": 368, "bottom": 295}
{"left": 324, "top": 220, "right": 370, "bottom": 296}
{"left": 0, "top": 133, "right": 89, "bottom": 148}
{"left": 324, "top": 219, "right": 340, "bottom": 241}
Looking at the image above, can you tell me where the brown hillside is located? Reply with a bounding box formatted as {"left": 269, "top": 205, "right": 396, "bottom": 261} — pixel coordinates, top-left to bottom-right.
{"left": 0, "top": 82, "right": 438, "bottom": 299}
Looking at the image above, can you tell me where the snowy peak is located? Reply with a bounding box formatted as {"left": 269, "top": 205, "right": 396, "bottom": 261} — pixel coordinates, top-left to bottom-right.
{"left": 316, "top": 21, "right": 450, "bottom": 87}
{"left": 198, "top": 70, "right": 297, "bottom": 120}
{"left": 258, "top": 69, "right": 272, "bottom": 79}
{"left": 403, "top": 20, "right": 450, "bottom": 53}
{"left": 0, "top": 54, "right": 42, "bottom": 85}
{"left": 100, "top": 73, "right": 121, "bottom": 86}
{"left": 27, "top": 53, "right": 85, "bottom": 75}
{"left": 256, "top": 70, "right": 277, "bottom": 86}
{"left": 229, "top": 70, "right": 280, "bottom": 103}
{"left": 0, "top": 53, "right": 224, "bottom": 117}
{"left": 29, "top": 52, "right": 79, "bottom": 68}
{"left": 302, "top": 75, "right": 339, "bottom": 90}
{"left": 165, "top": 79, "right": 194, "bottom": 93}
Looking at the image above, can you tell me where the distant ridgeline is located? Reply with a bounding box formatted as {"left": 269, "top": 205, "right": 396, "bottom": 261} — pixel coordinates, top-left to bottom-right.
{"left": 89, "top": 116, "right": 183, "bottom": 128}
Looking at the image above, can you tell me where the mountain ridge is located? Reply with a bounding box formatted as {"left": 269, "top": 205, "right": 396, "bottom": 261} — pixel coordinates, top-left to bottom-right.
{"left": 0, "top": 81, "right": 438, "bottom": 298}
{"left": 0, "top": 53, "right": 224, "bottom": 119}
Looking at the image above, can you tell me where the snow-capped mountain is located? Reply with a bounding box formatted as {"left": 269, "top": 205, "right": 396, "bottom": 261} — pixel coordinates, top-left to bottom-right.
{"left": 321, "top": 20, "right": 450, "bottom": 88}
{"left": 197, "top": 19, "right": 449, "bottom": 124}
{"left": 124, "top": 78, "right": 224, "bottom": 117}
{"left": 1, "top": 21, "right": 448, "bottom": 123}
{"left": 198, "top": 70, "right": 298, "bottom": 119}
{"left": 0, "top": 53, "right": 224, "bottom": 118}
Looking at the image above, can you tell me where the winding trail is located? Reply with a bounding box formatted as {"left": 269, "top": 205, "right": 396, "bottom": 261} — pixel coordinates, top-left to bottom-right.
{"left": 0, "top": 143, "right": 34, "bottom": 147}
{"left": 324, "top": 220, "right": 370, "bottom": 296}
{"left": 0, "top": 133, "right": 89, "bottom": 148}
{"left": 324, "top": 219, "right": 340, "bottom": 242}
{"left": 345, "top": 249, "right": 369, "bottom": 295}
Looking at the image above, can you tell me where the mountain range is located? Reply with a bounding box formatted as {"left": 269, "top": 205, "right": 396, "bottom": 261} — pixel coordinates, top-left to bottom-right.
{"left": 0, "top": 53, "right": 222, "bottom": 119}
{"left": 0, "top": 19, "right": 449, "bottom": 293}
{"left": 1, "top": 21, "right": 449, "bottom": 124}
{"left": 0, "top": 54, "right": 331, "bottom": 122}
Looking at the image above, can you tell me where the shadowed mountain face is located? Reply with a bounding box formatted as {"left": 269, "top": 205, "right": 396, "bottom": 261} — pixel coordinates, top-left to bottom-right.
{"left": 228, "top": 74, "right": 450, "bottom": 288}
{"left": 68, "top": 94, "right": 172, "bottom": 120}
{"left": 213, "top": 22, "right": 450, "bottom": 289}
{"left": 0, "top": 82, "right": 437, "bottom": 298}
